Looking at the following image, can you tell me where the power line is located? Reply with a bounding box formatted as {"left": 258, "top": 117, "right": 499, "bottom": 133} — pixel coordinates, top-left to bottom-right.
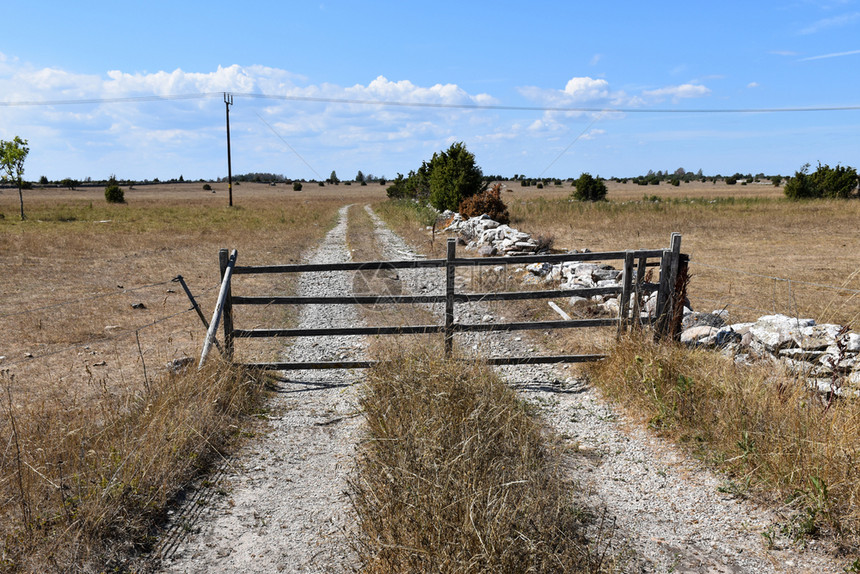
{"left": 2, "top": 91, "right": 860, "bottom": 114}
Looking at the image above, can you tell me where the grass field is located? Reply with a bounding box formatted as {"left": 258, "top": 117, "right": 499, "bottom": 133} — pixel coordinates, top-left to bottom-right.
{"left": 1, "top": 178, "right": 858, "bottom": 570}
{"left": 0, "top": 181, "right": 385, "bottom": 571}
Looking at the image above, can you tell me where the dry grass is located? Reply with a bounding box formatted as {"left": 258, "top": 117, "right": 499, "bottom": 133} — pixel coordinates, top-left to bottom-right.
{"left": 0, "top": 360, "right": 266, "bottom": 571}
{"left": 587, "top": 335, "right": 860, "bottom": 548}
{"left": 506, "top": 183, "right": 860, "bottom": 326}
{"left": 351, "top": 346, "right": 616, "bottom": 573}
{"left": 0, "top": 182, "right": 387, "bottom": 572}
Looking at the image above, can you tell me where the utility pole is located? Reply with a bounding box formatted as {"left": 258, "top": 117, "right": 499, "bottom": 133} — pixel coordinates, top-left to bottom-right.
{"left": 224, "top": 92, "right": 234, "bottom": 207}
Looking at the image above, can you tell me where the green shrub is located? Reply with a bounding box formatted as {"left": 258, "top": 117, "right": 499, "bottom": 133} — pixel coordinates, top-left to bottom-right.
{"left": 104, "top": 176, "right": 125, "bottom": 203}
{"left": 428, "top": 142, "right": 485, "bottom": 212}
{"left": 570, "top": 172, "right": 607, "bottom": 201}
{"left": 293, "top": 182, "right": 303, "bottom": 191}
{"left": 202, "top": 183, "right": 212, "bottom": 191}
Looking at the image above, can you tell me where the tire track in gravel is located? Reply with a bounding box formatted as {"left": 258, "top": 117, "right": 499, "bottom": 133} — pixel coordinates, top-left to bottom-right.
{"left": 363, "top": 204, "right": 844, "bottom": 574}
{"left": 154, "top": 205, "right": 363, "bottom": 574}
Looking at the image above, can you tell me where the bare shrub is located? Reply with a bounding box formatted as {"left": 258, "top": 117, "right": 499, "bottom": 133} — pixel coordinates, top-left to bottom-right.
{"left": 458, "top": 183, "right": 510, "bottom": 224}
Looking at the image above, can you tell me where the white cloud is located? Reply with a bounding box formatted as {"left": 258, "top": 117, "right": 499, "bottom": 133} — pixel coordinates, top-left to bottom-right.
{"left": 642, "top": 83, "right": 711, "bottom": 103}
{"left": 563, "top": 77, "right": 611, "bottom": 101}
{"left": 589, "top": 53, "right": 602, "bottom": 66}
{"left": 800, "top": 11, "right": 860, "bottom": 34}
{"left": 798, "top": 48, "right": 860, "bottom": 61}
{"left": 747, "top": 82, "right": 760, "bottom": 88}
{"left": 580, "top": 129, "right": 606, "bottom": 140}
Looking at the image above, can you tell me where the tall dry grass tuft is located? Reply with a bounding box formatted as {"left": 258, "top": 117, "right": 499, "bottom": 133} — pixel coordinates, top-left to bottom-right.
{"left": 587, "top": 335, "right": 860, "bottom": 546}
{"left": 350, "top": 346, "right": 615, "bottom": 573}
{"left": 0, "top": 360, "right": 267, "bottom": 572}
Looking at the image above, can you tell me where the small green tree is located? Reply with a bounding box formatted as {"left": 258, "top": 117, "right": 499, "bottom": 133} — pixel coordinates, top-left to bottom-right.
{"left": 784, "top": 164, "right": 819, "bottom": 200}
{"left": 355, "top": 170, "right": 365, "bottom": 183}
{"left": 104, "top": 175, "right": 125, "bottom": 203}
{"left": 0, "top": 136, "right": 30, "bottom": 220}
{"left": 571, "top": 172, "right": 607, "bottom": 201}
{"left": 428, "top": 142, "right": 486, "bottom": 212}
{"left": 293, "top": 181, "right": 303, "bottom": 191}
{"left": 329, "top": 170, "right": 339, "bottom": 184}
{"left": 811, "top": 162, "right": 858, "bottom": 198}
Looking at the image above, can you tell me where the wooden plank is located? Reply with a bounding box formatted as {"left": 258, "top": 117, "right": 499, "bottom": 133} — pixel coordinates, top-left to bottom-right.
{"left": 445, "top": 239, "right": 456, "bottom": 357}
{"left": 548, "top": 301, "right": 571, "bottom": 321}
{"left": 450, "top": 248, "right": 665, "bottom": 267}
{"left": 618, "top": 251, "right": 634, "bottom": 337}
{"left": 240, "top": 354, "right": 605, "bottom": 371}
{"left": 456, "top": 318, "right": 618, "bottom": 332}
{"left": 481, "top": 354, "right": 606, "bottom": 366}
{"left": 456, "top": 286, "right": 622, "bottom": 302}
{"left": 219, "top": 249, "right": 235, "bottom": 359}
{"left": 234, "top": 324, "right": 445, "bottom": 338}
{"left": 662, "top": 233, "right": 683, "bottom": 339}
{"left": 231, "top": 248, "right": 666, "bottom": 275}
{"left": 243, "top": 360, "right": 378, "bottom": 370}
{"left": 232, "top": 294, "right": 447, "bottom": 305}
{"left": 233, "top": 259, "right": 445, "bottom": 274}
{"left": 231, "top": 286, "right": 660, "bottom": 306}
{"left": 632, "top": 255, "right": 649, "bottom": 329}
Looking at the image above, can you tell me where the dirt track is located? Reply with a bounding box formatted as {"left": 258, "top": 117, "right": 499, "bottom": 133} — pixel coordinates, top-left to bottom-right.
{"left": 151, "top": 204, "right": 844, "bottom": 573}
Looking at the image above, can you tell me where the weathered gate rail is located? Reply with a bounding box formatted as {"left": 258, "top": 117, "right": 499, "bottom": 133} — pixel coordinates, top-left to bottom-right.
{"left": 199, "top": 234, "right": 686, "bottom": 370}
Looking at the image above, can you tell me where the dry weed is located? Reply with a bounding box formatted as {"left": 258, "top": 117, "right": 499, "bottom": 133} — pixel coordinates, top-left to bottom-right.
{"left": 351, "top": 346, "right": 615, "bottom": 573}
{"left": 587, "top": 335, "right": 860, "bottom": 547}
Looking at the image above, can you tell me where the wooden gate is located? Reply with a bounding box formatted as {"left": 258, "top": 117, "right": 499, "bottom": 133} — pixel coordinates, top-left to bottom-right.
{"left": 199, "top": 234, "right": 687, "bottom": 370}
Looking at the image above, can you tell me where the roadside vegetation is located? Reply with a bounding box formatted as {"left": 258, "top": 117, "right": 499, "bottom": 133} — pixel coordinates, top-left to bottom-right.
{"left": 1, "top": 361, "right": 266, "bottom": 571}
{"left": 352, "top": 347, "right": 616, "bottom": 573}
{"left": 373, "top": 179, "right": 860, "bottom": 557}
{"left": 587, "top": 335, "right": 860, "bottom": 548}
{"left": 0, "top": 183, "right": 377, "bottom": 572}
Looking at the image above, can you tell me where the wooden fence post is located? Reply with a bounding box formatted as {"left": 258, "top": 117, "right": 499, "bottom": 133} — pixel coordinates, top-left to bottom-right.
{"left": 670, "top": 254, "right": 690, "bottom": 341}
{"left": 219, "top": 248, "right": 236, "bottom": 360}
{"left": 445, "top": 239, "right": 456, "bottom": 358}
{"left": 632, "top": 255, "right": 648, "bottom": 330}
{"left": 617, "top": 251, "right": 634, "bottom": 337}
{"left": 654, "top": 233, "right": 682, "bottom": 340}
{"left": 200, "top": 249, "right": 237, "bottom": 369}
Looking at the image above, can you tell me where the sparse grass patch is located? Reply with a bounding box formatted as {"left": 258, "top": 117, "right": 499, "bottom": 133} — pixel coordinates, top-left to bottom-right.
{"left": 0, "top": 360, "right": 267, "bottom": 572}
{"left": 351, "top": 346, "right": 616, "bottom": 573}
{"left": 587, "top": 335, "right": 860, "bottom": 547}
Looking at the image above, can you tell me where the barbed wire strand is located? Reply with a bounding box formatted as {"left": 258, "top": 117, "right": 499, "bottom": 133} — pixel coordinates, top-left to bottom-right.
{"left": 0, "top": 279, "right": 179, "bottom": 320}
{"left": 0, "top": 308, "right": 197, "bottom": 369}
{"left": 688, "top": 261, "right": 860, "bottom": 295}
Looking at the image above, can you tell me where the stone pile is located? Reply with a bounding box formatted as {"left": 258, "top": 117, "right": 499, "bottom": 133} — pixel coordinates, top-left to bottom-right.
{"left": 680, "top": 313, "right": 860, "bottom": 391}
{"left": 442, "top": 212, "right": 542, "bottom": 256}
{"left": 440, "top": 211, "right": 860, "bottom": 393}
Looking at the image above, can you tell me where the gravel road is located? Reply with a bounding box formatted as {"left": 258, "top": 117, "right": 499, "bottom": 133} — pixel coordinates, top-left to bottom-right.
{"left": 151, "top": 204, "right": 846, "bottom": 574}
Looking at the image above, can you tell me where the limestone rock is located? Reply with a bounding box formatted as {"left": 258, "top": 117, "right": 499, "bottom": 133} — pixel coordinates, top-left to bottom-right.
{"left": 749, "top": 314, "right": 815, "bottom": 352}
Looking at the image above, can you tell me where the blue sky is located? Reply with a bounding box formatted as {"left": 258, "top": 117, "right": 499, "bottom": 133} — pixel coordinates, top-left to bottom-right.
{"left": 3, "top": 0, "right": 860, "bottom": 181}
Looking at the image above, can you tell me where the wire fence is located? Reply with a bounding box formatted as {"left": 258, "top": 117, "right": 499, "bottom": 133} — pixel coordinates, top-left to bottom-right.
{"left": 0, "top": 277, "right": 220, "bottom": 393}
{"left": 687, "top": 259, "right": 860, "bottom": 326}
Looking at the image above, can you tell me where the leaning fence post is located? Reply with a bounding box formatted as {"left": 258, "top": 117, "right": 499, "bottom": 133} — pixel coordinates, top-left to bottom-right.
{"left": 219, "top": 248, "right": 236, "bottom": 360}
{"left": 654, "top": 233, "right": 682, "bottom": 340}
{"left": 444, "top": 239, "right": 456, "bottom": 358}
{"left": 200, "top": 249, "right": 237, "bottom": 369}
